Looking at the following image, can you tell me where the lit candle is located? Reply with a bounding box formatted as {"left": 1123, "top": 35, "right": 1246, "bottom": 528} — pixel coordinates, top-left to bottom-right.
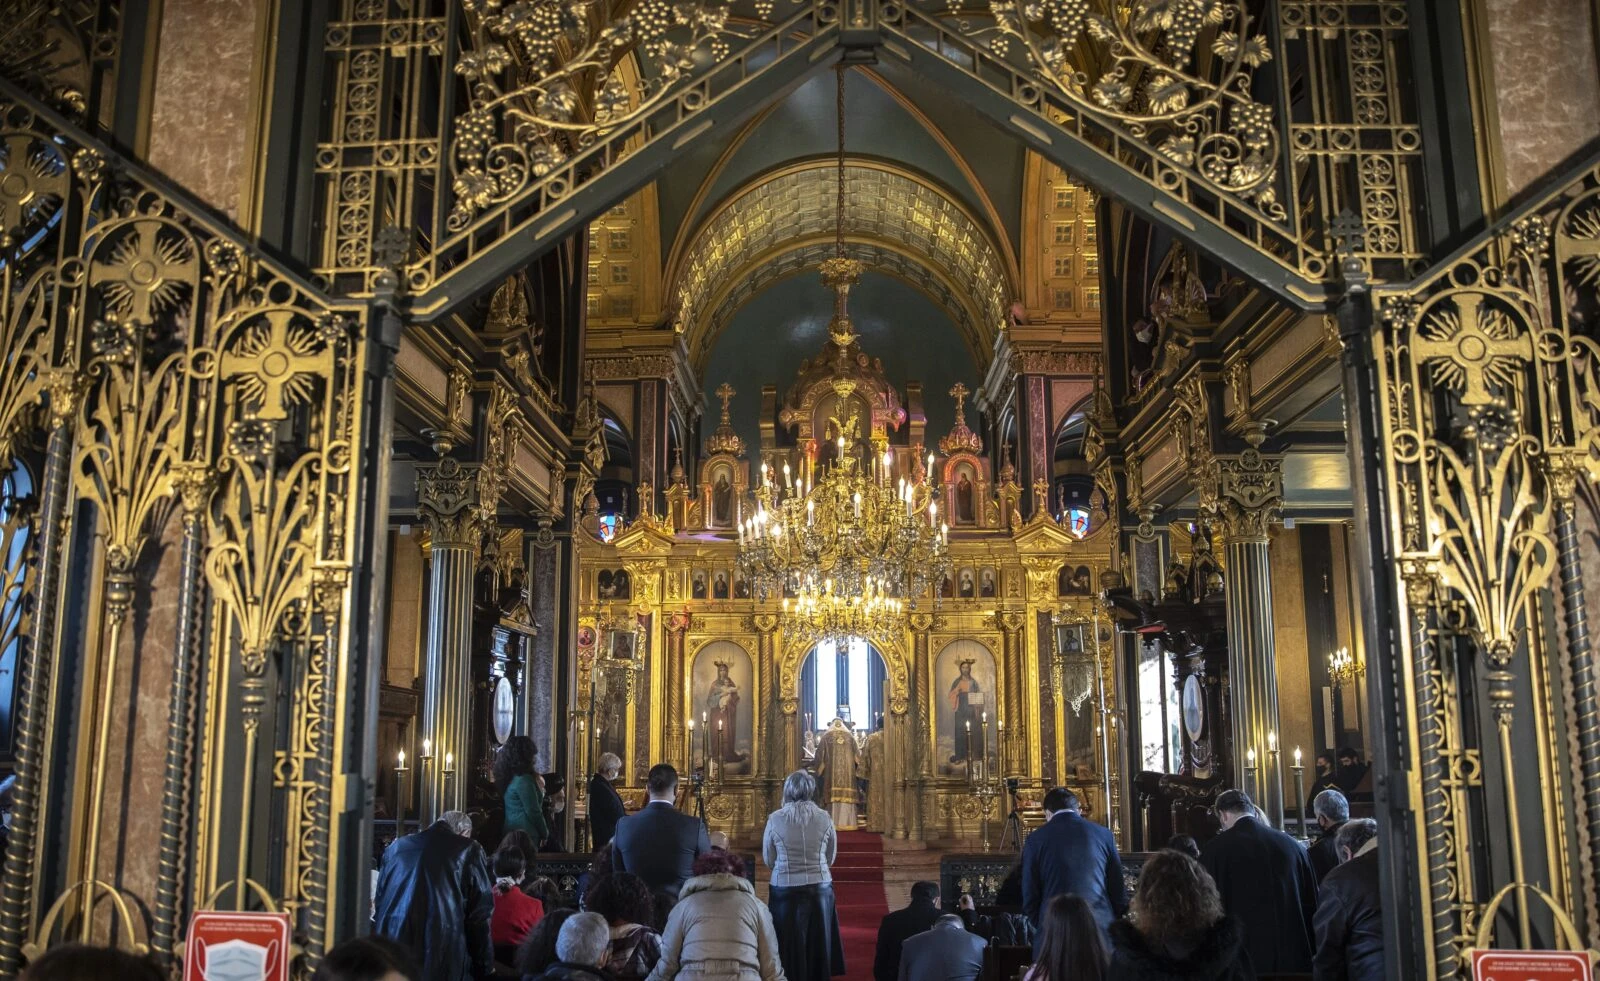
{"left": 1247, "top": 748, "right": 1256, "bottom": 766}
{"left": 1268, "top": 730, "right": 1277, "bottom": 752}
{"left": 1293, "top": 746, "right": 1302, "bottom": 767}
{"left": 853, "top": 492, "right": 862, "bottom": 519}
{"left": 397, "top": 749, "right": 406, "bottom": 769}
{"left": 783, "top": 462, "right": 792, "bottom": 489}
{"left": 444, "top": 751, "right": 454, "bottom": 771}
{"left": 422, "top": 738, "right": 431, "bottom": 758}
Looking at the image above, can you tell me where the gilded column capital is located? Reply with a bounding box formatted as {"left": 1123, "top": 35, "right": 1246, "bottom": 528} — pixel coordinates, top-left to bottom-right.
{"left": 1197, "top": 426, "right": 1282, "bottom": 545}
{"left": 749, "top": 612, "right": 780, "bottom": 634}
{"left": 667, "top": 610, "right": 692, "bottom": 633}
{"left": 416, "top": 457, "right": 499, "bottom": 549}
{"left": 986, "top": 609, "right": 1027, "bottom": 634}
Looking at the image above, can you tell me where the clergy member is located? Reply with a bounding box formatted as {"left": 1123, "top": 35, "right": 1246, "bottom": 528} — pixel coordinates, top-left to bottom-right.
{"left": 815, "top": 718, "right": 860, "bottom": 830}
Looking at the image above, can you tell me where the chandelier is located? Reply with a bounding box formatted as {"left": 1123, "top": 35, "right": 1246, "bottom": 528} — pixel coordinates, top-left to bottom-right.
{"left": 1327, "top": 646, "right": 1365, "bottom": 687}
{"left": 781, "top": 576, "right": 907, "bottom": 644}
{"left": 735, "top": 65, "right": 950, "bottom": 625}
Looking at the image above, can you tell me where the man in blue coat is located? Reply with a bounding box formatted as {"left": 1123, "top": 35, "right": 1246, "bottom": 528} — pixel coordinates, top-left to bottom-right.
{"left": 1021, "top": 787, "right": 1127, "bottom": 950}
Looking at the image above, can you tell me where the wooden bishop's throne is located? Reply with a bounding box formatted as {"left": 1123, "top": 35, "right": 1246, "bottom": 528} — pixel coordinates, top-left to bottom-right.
{"left": 1118, "top": 541, "right": 1235, "bottom": 850}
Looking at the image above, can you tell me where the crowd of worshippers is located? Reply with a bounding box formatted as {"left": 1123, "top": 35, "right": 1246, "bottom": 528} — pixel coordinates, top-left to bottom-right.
{"left": 5, "top": 741, "right": 1379, "bottom": 981}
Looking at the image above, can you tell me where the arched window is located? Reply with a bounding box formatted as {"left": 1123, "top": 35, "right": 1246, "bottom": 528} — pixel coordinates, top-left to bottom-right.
{"left": 798, "top": 637, "right": 886, "bottom": 735}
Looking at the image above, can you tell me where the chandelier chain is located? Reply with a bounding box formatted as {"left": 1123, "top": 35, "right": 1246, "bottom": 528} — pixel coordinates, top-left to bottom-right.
{"left": 835, "top": 64, "right": 846, "bottom": 258}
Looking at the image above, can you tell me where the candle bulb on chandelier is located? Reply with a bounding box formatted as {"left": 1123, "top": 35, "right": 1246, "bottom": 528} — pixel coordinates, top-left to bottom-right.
{"left": 783, "top": 462, "right": 792, "bottom": 489}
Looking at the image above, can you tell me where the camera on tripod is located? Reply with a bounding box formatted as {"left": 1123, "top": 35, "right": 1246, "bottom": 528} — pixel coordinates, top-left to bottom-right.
{"left": 691, "top": 767, "right": 706, "bottom": 790}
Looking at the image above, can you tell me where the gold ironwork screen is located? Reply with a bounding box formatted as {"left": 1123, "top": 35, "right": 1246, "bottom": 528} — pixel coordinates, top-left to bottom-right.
{"left": 1360, "top": 151, "right": 1600, "bottom": 973}
{"left": 0, "top": 83, "right": 385, "bottom": 972}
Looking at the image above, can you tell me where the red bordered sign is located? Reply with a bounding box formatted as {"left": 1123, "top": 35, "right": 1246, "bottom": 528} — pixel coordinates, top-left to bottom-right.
{"left": 1471, "top": 949, "right": 1594, "bottom": 981}
{"left": 182, "top": 910, "right": 292, "bottom": 981}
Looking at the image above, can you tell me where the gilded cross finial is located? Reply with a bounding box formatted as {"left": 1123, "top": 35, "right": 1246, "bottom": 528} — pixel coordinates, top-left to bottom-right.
{"left": 715, "top": 382, "right": 736, "bottom": 424}
{"left": 949, "top": 382, "right": 969, "bottom": 425}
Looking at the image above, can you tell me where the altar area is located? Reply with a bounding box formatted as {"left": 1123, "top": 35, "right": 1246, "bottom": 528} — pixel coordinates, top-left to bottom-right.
{"left": 569, "top": 301, "right": 1123, "bottom": 845}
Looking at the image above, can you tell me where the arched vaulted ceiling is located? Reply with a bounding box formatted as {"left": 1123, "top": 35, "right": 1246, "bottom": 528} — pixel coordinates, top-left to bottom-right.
{"left": 673, "top": 159, "right": 1013, "bottom": 374}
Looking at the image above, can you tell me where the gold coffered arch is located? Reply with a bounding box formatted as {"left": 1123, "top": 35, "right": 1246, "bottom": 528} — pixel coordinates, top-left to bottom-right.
{"left": 697, "top": 238, "right": 991, "bottom": 372}
{"left": 672, "top": 160, "right": 1014, "bottom": 372}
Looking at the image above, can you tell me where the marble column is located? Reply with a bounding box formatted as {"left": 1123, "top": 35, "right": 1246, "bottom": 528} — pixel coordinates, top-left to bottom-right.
{"left": 529, "top": 521, "right": 560, "bottom": 773}
{"left": 1202, "top": 427, "right": 1286, "bottom": 828}
{"left": 417, "top": 458, "right": 498, "bottom": 818}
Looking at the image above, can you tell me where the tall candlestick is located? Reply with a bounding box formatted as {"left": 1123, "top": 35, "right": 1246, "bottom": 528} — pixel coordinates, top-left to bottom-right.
{"left": 1292, "top": 746, "right": 1307, "bottom": 839}
{"left": 686, "top": 718, "right": 695, "bottom": 769}
{"left": 1267, "top": 731, "right": 1282, "bottom": 830}
{"left": 394, "top": 750, "right": 409, "bottom": 833}
{"left": 980, "top": 711, "right": 989, "bottom": 777}
{"left": 965, "top": 720, "right": 973, "bottom": 781}
{"left": 1245, "top": 747, "right": 1258, "bottom": 804}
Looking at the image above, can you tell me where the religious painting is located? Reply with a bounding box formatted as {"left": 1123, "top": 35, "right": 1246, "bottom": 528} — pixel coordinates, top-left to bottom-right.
{"left": 979, "top": 568, "right": 997, "bottom": 598}
{"left": 712, "top": 571, "right": 730, "bottom": 600}
{"left": 1054, "top": 619, "right": 1112, "bottom": 778}
{"left": 691, "top": 570, "right": 708, "bottom": 600}
{"left": 939, "top": 573, "right": 954, "bottom": 598}
{"left": 733, "top": 575, "right": 751, "bottom": 599}
{"left": 955, "top": 472, "right": 976, "bottom": 524}
{"left": 710, "top": 470, "right": 734, "bottom": 528}
{"left": 598, "top": 568, "right": 632, "bottom": 600}
{"left": 934, "top": 640, "right": 997, "bottom": 776}
{"left": 958, "top": 568, "right": 976, "bottom": 598}
{"left": 691, "top": 641, "right": 754, "bottom": 777}
{"left": 1057, "top": 564, "right": 1092, "bottom": 596}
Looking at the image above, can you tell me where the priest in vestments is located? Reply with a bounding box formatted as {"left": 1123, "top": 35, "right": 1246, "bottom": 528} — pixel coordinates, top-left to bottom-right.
{"left": 863, "top": 725, "right": 889, "bottom": 833}
{"left": 815, "top": 719, "right": 860, "bottom": 830}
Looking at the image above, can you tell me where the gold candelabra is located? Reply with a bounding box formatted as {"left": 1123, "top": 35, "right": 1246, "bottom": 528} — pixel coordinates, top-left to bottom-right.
{"left": 1327, "top": 646, "right": 1365, "bottom": 687}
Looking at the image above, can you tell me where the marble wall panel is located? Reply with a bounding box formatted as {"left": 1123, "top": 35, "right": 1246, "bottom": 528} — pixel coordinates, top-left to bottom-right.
{"left": 1484, "top": 0, "right": 1600, "bottom": 197}
{"left": 147, "top": 0, "right": 261, "bottom": 223}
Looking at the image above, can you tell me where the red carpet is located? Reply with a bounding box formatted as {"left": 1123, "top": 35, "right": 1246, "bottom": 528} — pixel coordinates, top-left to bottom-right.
{"left": 832, "top": 831, "right": 887, "bottom": 981}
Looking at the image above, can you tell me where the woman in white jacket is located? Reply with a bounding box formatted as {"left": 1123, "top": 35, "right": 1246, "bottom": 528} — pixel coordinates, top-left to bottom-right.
{"left": 647, "top": 850, "right": 785, "bottom": 981}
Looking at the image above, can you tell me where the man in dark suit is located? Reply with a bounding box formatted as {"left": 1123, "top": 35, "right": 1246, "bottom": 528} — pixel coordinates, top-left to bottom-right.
{"left": 1201, "top": 788, "right": 1320, "bottom": 975}
{"left": 587, "top": 751, "right": 627, "bottom": 851}
{"left": 1313, "top": 818, "right": 1385, "bottom": 981}
{"left": 897, "top": 915, "right": 986, "bottom": 981}
{"left": 1308, "top": 788, "right": 1349, "bottom": 882}
{"left": 610, "top": 763, "right": 710, "bottom": 898}
{"left": 874, "top": 880, "right": 943, "bottom": 981}
{"left": 1021, "top": 787, "right": 1127, "bottom": 951}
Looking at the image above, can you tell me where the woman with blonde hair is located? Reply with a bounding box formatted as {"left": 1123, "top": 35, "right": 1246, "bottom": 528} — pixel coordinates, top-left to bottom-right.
{"left": 1107, "top": 849, "right": 1254, "bottom": 980}
{"left": 762, "top": 769, "right": 841, "bottom": 980}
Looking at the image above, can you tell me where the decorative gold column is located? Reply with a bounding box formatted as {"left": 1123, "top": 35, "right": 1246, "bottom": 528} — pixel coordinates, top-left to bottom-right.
{"left": 665, "top": 611, "right": 691, "bottom": 770}
{"left": 752, "top": 615, "right": 780, "bottom": 807}
{"left": 417, "top": 456, "right": 499, "bottom": 818}
{"left": 994, "top": 610, "right": 1027, "bottom": 775}
{"left": 908, "top": 613, "right": 935, "bottom": 841}
{"left": 1200, "top": 424, "right": 1285, "bottom": 827}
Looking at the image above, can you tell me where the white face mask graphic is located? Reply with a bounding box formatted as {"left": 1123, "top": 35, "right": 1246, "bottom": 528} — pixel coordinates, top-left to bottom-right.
{"left": 200, "top": 938, "right": 277, "bottom": 981}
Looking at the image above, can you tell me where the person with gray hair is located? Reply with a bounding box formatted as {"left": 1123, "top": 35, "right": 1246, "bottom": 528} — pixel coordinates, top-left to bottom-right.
{"left": 524, "top": 911, "right": 614, "bottom": 981}
{"left": 373, "top": 809, "right": 494, "bottom": 981}
{"left": 1313, "top": 818, "right": 1383, "bottom": 980}
{"left": 588, "top": 751, "right": 627, "bottom": 850}
{"left": 895, "top": 914, "right": 985, "bottom": 981}
{"left": 1308, "top": 788, "right": 1350, "bottom": 882}
{"left": 762, "top": 769, "right": 842, "bottom": 980}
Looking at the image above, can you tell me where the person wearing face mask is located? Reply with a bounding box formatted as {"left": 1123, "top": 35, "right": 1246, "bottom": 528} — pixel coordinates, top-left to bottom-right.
{"left": 542, "top": 773, "right": 568, "bottom": 852}
{"left": 588, "top": 753, "right": 627, "bottom": 851}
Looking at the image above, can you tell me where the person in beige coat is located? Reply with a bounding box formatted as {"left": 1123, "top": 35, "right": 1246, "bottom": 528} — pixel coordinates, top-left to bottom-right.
{"left": 647, "top": 850, "right": 785, "bottom": 981}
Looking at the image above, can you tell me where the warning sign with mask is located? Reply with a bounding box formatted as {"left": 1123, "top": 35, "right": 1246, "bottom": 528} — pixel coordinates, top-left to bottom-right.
{"left": 183, "top": 910, "right": 292, "bottom": 981}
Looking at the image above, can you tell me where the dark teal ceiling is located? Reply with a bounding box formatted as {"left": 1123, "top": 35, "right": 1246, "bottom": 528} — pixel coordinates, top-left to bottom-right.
{"left": 655, "top": 66, "right": 1026, "bottom": 275}
{"left": 701, "top": 270, "right": 980, "bottom": 457}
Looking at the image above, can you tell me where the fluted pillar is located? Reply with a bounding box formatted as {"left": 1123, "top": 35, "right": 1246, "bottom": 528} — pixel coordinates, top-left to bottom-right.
{"left": 665, "top": 611, "right": 691, "bottom": 771}
{"left": 1201, "top": 426, "right": 1285, "bottom": 827}
{"left": 995, "top": 610, "right": 1027, "bottom": 775}
{"left": 417, "top": 457, "right": 498, "bottom": 818}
